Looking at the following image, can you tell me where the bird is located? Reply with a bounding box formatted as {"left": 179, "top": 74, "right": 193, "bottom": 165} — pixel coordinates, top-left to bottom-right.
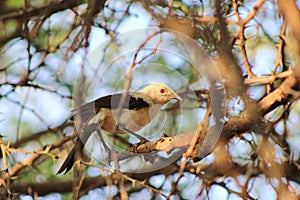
{"left": 57, "top": 83, "right": 182, "bottom": 174}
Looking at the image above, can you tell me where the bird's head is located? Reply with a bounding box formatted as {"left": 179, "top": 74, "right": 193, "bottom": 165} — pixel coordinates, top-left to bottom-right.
{"left": 139, "top": 83, "right": 182, "bottom": 105}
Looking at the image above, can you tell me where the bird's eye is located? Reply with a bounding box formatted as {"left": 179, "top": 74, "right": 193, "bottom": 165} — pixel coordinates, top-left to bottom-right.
{"left": 159, "top": 88, "right": 165, "bottom": 94}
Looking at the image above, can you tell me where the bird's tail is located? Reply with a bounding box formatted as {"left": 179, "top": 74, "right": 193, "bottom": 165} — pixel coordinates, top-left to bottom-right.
{"left": 57, "top": 123, "right": 99, "bottom": 174}
{"left": 56, "top": 145, "right": 79, "bottom": 174}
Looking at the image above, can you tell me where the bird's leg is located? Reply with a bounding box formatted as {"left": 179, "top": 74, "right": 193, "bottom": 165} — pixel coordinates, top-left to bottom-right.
{"left": 117, "top": 124, "right": 148, "bottom": 144}
{"left": 116, "top": 125, "right": 157, "bottom": 163}
{"left": 115, "top": 124, "right": 153, "bottom": 164}
{"left": 95, "top": 128, "right": 113, "bottom": 163}
{"left": 95, "top": 129, "right": 110, "bottom": 152}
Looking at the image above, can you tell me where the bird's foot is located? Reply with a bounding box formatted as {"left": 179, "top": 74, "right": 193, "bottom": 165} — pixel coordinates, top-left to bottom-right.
{"left": 143, "top": 152, "right": 157, "bottom": 164}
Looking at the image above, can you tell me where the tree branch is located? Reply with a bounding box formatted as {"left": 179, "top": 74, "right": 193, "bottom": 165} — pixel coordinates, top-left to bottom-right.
{"left": 134, "top": 69, "right": 300, "bottom": 157}
{"left": 9, "top": 163, "right": 180, "bottom": 196}
{"left": 0, "top": 0, "right": 84, "bottom": 22}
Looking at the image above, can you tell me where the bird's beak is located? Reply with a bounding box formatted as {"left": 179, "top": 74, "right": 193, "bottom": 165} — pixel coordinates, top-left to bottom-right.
{"left": 172, "top": 93, "right": 183, "bottom": 102}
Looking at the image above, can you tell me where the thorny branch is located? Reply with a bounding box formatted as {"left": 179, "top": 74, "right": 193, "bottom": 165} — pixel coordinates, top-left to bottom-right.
{"left": 1, "top": 0, "right": 300, "bottom": 199}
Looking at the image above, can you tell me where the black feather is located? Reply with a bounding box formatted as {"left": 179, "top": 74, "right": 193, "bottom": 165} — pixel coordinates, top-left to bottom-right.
{"left": 70, "top": 93, "right": 150, "bottom": 122}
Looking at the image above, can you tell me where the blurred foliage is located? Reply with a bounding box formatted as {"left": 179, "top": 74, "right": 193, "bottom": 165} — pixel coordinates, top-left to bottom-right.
{"left": 6, "top": 0, "right": 25, "bottom": 9}
{"left": 0, "top": 0, "right": 300, "bottom": 199}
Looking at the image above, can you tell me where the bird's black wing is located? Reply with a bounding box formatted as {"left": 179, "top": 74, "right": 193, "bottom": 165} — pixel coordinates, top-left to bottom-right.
{"left": 71, "top": 93, "right": 150, "bottom": 122}
{"left": 94, "top": 93, "right": 150, "bottom": 110}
